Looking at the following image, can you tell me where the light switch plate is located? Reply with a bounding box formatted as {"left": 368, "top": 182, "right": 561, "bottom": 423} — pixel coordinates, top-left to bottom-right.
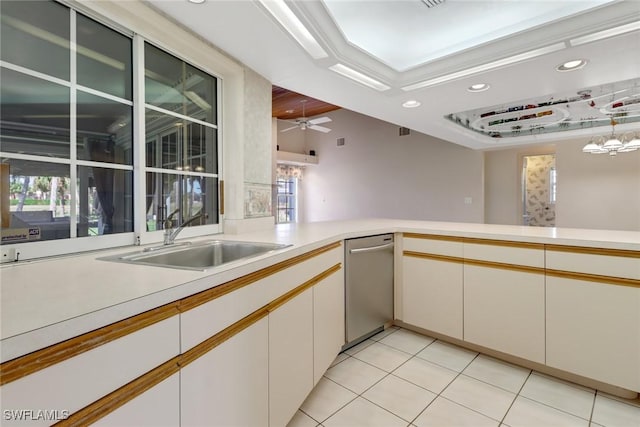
{"left": 464, "top": 197, "right": 473, "bottom": 205}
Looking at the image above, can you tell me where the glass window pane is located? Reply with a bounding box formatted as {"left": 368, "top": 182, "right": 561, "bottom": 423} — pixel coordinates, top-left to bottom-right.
{"left": 76, "top": 14, "right": 132, "bottom": 100}
{"left": 144, "top": 43, "right": 217, "bottom": 123}
{"left": 145, "top": 173, "right": 218, "bottom": 232}
{"left": 145, "top": 109, "right": 217, "bottom": 173}
{"left": 1, "top": 158, "right": 70, "bottom": 244}
{"left": 77, "top": 91, "right": 132, "bottom": 165}
{"left": 1, "top": 68, "right": 70, "bottom": 158}
{"left": 77, "top": 166, "right": 133, "bottom": 236}
{"left": 0, "top": 0, "right": 70, "bottom": 80}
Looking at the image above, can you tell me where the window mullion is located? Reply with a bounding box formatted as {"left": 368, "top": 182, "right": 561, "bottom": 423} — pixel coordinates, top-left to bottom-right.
{"left": 133, "top": 35, "right": 147, "bottom": 244}
{"left": 69, "top": 9, "right": 78, "bottom": 238}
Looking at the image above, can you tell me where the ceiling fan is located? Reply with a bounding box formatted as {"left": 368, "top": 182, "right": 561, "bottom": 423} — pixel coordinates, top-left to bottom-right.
{"left": 280, "top": 100, "right": 332, "bottom": 133}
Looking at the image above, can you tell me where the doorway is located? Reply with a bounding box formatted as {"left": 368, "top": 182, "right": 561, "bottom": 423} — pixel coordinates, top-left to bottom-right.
{"left": 522, "top": 154, "right": 556, "bottom": 226}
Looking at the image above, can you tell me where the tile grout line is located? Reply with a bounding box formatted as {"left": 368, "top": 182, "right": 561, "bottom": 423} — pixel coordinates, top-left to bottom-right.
{"left": 499, "top": 369, "right": 533, "bottom": 425}
{"left": 406, "top": 351, "right": 481, "bottom": 426}
{"left": 589, "top": 390, "right": 598, "bottom": 426}
{"left": 322, "top": 330, "right": 438, "bottom": 426}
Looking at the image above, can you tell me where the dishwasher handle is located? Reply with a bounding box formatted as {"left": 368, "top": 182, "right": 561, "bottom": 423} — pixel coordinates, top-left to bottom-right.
{"left": 348, "top": 242, "right": 394, "bottom": 254}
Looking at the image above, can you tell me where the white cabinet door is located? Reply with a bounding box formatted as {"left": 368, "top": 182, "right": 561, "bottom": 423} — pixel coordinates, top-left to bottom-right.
{"left": 547, "top": 276, "right": 640, "bottom": 392}
{"left": 269, "top": 288, "right": 314, "bottom": 427}
{"left": 181, "top": 317, "right": 269, "bottom": 427}
{"left": 94, "top": 373, "right": 180, "bottom": 427}
{"left": 402, "top": 256, "right": 463, "bottom": 339}
{"left": 313, "top": 269, "right": 345, "bottom": 384}
{"left": 464, "top": 265, "right": 545, "bottom": 363}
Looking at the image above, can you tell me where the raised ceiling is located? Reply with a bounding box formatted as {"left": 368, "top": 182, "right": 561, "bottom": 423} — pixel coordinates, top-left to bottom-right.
{"left": 272, "top": 86, "right": 341, "bottom": 120}
{"left": 148, "top": 0, "right": 640, "bottom": 150}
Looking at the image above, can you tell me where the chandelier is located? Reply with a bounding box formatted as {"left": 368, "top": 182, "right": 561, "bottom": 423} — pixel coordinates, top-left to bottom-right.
{"left": 582, "top": 119, "right": 640, "bottom": 156}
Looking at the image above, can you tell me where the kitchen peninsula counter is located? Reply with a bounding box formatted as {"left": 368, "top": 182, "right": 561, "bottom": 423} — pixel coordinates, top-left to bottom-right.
{"left": 2, "top": 218, "right": 639, "bottom": 363}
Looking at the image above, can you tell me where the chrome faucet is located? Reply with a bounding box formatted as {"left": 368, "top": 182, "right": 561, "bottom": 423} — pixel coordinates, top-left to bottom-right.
{"left": 163, "top": 210, "right": 208, "bottom": 245}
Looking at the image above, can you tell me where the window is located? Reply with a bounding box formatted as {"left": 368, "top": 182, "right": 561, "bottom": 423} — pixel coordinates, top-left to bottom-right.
{"left": 549, "top": 167, "right": 557, "bottom": 204}
{"left": 1, "top": 1, "right": 133, "bottom": 249}
{"left": 0, "top": 1, "right": 221, "bottom": 258}
{"left": 143, "top": 42, "right": 219, "bottom": 234}
{"left": 276, "top": 177, "right": 297, "bottom": 224}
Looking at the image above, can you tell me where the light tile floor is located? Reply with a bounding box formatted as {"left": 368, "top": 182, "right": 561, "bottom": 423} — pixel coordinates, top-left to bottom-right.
{"left": 289, "top": 327, "right": 640, "bottom": 427}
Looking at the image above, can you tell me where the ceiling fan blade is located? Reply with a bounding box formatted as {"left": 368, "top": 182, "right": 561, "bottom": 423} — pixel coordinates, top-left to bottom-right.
{"left": 308, "top": 116, "right": 331, "bottom": 125}
{"left": 309, "top": 125, "right": 331, "bottom": 133}
{"left": 280, "top": 125, "right": 300, "bottom": 132}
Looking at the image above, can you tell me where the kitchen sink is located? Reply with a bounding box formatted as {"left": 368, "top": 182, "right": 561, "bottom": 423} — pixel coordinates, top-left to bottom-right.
{"left": 99, "top": 240, "right": 291, "bottom": 271}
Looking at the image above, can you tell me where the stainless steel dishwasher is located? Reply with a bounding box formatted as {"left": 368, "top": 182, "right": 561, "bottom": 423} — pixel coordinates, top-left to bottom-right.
{"left": 344, "top": 234, "right": 394, "bottom": 349}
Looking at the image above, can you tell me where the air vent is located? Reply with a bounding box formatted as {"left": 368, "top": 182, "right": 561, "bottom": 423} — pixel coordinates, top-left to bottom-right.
{"left": 337, "top": 137, "right": 345, "bottom": 146}
{"left": 399, "top": 127, "right": 411, "bottom": 136}
{"left": 421, "top": 0, "right": 446, "bottom": 7}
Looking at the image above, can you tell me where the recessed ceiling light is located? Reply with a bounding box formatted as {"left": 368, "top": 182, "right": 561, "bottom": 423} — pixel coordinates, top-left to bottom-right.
{"left": 188, "top": 0, "right": 206, "bottom": 3}
{"left": 556, "top": 59, "right": 587, "bottom": 72}
{"left": 468, "top": 83, "right": 490, "bottom": 92}
{"left": 402, "top": 100, "right": 421, "bottom": 108}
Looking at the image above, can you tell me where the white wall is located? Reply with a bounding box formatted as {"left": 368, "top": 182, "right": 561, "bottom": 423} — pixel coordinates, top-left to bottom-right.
{"left": 555, "top": 138, "right": 640, "bottom": 231}
{"left": 484, "top": 139, "right": 640, "bottom": 231}
{"left": 277, "top": 109, "right": 485, "bottom": 223}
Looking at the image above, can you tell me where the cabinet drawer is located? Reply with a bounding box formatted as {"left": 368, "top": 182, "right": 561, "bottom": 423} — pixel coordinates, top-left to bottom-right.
{"left": 180, "top": 243, "right": 342, "bottom": 352}
{"left": 464, "top": 240, "right": 544, "bottom": 268}
{"left": 0, "top": 316, "right": 179, "bottom": 426}
{"left": 403, "top": 235, "right": 463, "bottom": 258}
{"left": 546, "top": 248, "right": 640, "bottom": 280}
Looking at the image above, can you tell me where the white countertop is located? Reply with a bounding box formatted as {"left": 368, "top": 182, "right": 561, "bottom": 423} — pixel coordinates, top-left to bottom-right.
{"left": 2, "top": 218, "right": 639, "bottom": 362}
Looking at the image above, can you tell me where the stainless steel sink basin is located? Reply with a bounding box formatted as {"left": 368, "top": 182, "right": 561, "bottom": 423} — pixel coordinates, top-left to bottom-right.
{"left": 99, "top": 240, "right": 291, "bottom": 271}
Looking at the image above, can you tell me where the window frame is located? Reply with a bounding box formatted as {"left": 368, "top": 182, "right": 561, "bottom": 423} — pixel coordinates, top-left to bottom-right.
{"left": 0, "top": 1, "right": 224, "bottom": 260}
{"left": 275, "top": 176, "right": 298, "bottom": 224}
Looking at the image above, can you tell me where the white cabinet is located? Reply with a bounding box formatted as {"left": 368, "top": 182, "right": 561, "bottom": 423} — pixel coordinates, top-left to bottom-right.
{"left": 463, "top": 241, "right": 546, "bottom": 363}
{"left": 0, "top": 315, "right": 180, "bottom": 427}
{"left": 546, "top": 248, "right": 640, "bottom": 392}
{"left": 181, "top": 317, "right": 269, "bottom": 427}
{"left": 94, "top": 373, "right": 180, "bottom": 427}
{"left": 269, "top": 289, "right": 314, "bottom": 427}
{"left": 463, "top": 265, "right": 545, "bottom": 363}
{"left": 313, "top": 269, "right": 345, "bottom": 384}
{"left": 401, "top": 236, "right": 464, "bottom": 339}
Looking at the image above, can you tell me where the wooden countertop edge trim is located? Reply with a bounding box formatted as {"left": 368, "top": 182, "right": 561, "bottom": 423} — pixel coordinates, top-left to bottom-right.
{"left": 403, "top": 251, "right": 544, "bottom": 274}
{"left": 403, "top": 233, "right": 465, "bottom": 243}
{"left": 545, "top": 244, "right": 640, "bottom": 258}
{"left": 56, "top": 263, "right": 344, "bottom": 425}
{"left": 404, "top": 250, "right": 638, "bottom": 285}
{"left": 179, "top": 241, "right": 342, "bottom": 312}
{"left": 403, "top": 233, "right": 545, "bottom": 250}
{"left": 0, "top": 302, "right": 180, "bottom": 386}
{"left": 464, "top": 258, "right": 545, "bottom": 275}
{"left": 53, "top": 356, "right": 181, "bottom": 427}
{"left": 403, "top": 251, "right": 464, "bottom": 264}
{"left": 0, "top": 241, "right": 342, "bottom": 386}
{"left": 404, "top": 233, "right": 640, "bottom": 257}
{"left": 546, "top": 269, "right": 640, "bottom": 288}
